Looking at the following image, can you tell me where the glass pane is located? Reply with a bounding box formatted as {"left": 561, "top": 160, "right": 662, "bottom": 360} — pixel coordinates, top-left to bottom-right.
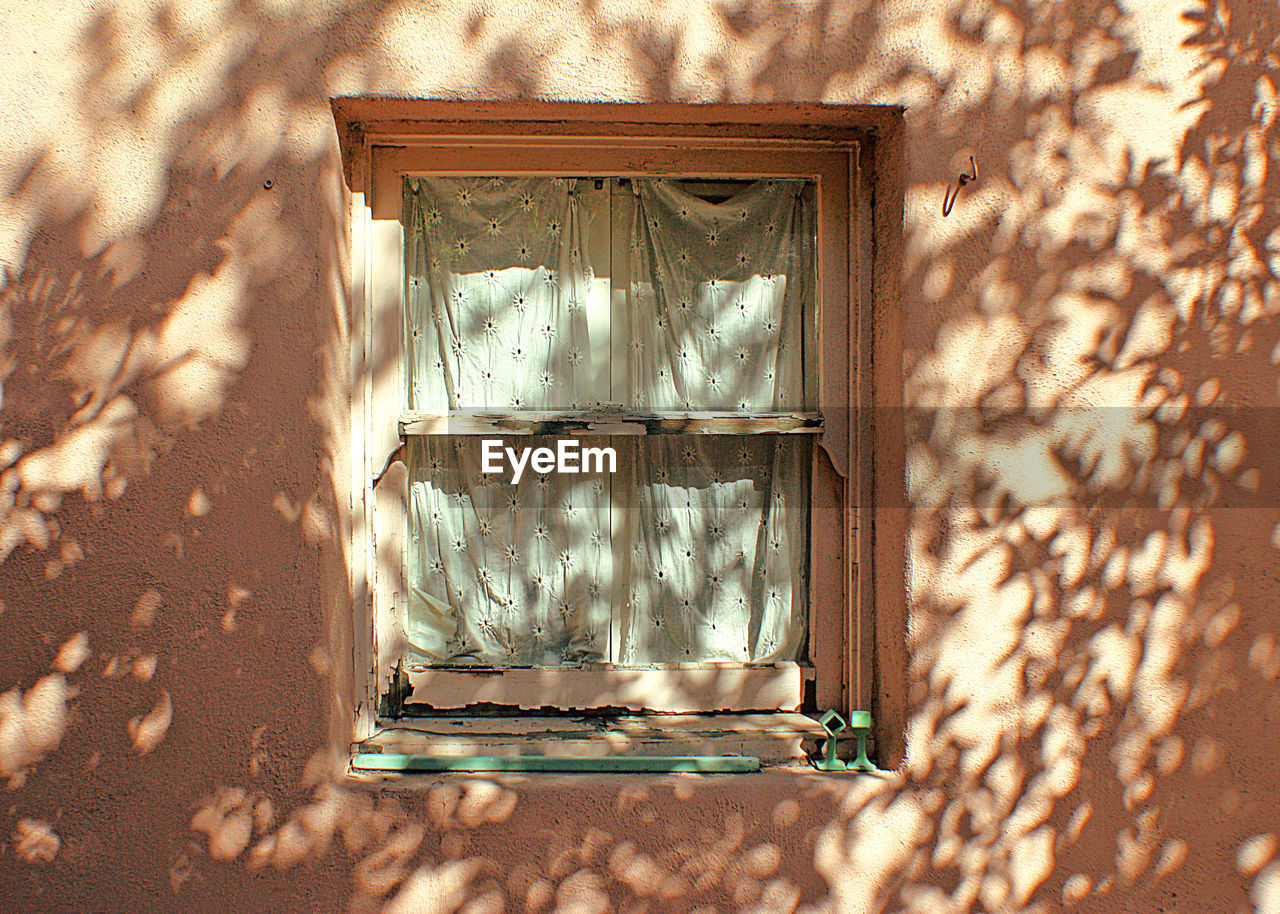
{"left": 406, "top": 435, "right": 809, "bottom": 666}
{"left": 403, "top": 177, "right": 608, "bottom": 411}
{"left": 617, "top": 436, "right": 810, "bottom": 663}
{"left": 626, "top": 179, "right": 815, "bottom": 411}
{"left": 406, "top": 436, "right": 614, "bottom": 666}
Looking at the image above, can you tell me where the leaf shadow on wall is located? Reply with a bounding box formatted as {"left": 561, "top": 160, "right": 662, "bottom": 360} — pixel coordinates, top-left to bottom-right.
{"left": 1, "top": 0, "right": 1279, "bottom": 912}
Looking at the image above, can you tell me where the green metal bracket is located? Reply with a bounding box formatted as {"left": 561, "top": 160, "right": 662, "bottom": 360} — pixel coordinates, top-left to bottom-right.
{"left": 812, "top": 710, "right": 875, "bottom": 772}
{"left": 352, "top": 754, "right": 761, "bottom": 773}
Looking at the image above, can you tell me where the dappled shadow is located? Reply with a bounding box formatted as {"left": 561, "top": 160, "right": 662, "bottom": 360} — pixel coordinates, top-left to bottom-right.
{"left": 187, "top": 763, "right": 846, "bottom": 911}
{"left": 886, "top": 0, "right": 1280, "bottom": 908}
{"left": 0, "top": 0, "right": 400, "bottom": 909}
{"left": 1, "top": 0, "right": 1279, "bottom": 910}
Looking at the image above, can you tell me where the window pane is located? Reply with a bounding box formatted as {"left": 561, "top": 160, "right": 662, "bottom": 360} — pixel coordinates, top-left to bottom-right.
{"left": 617, "top": 436, "right": 810, "bottom": 663}
{"left": 406, "top": 436, "right": 809, "bottom": 667}
{"left": 404, "top": 177, "right": 607, "bottom": 411}
{"left": 626, "top": 179, "right": 815, "bottom": 411}
{"left": 406, "top": 436, "right": 614, "bottom": 666}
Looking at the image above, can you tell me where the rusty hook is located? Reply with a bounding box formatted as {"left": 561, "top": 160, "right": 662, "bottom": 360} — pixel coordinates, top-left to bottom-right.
{"left": 941, "top": 156, "right": 978, "bottom": 217}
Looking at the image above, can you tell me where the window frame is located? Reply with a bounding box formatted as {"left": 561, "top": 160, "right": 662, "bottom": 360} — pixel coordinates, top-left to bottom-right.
{"left": 380, "top": 153, "right": 835, "bottom": 714}
{"left": 338, "top": 101, "right": 906, "bottom": 766}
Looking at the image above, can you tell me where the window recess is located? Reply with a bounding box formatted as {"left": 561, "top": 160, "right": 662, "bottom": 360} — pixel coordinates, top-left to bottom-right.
{"left": 348, "top": 117, "right": 892, "bottom": 766}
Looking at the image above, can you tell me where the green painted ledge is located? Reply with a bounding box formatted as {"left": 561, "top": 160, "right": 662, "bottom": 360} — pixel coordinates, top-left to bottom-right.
{"left": 351, "top": 753, "right": 762, "bottom": 773}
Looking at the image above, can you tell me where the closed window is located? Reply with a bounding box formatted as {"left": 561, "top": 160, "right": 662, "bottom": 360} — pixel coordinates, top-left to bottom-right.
{"left": 348, "top": 109, "right": 890, "bottom": 761}
{"left": 404, "top": 174, "right": 815, "bottom": 674}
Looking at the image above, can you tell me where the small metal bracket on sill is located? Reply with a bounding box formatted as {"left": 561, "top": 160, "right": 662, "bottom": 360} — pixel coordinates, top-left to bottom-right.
{"left": 812, "top": 709, "right": 875, "bottom": 772}
{"left": 352, "top": 754, "right": 761, "bottom": 773}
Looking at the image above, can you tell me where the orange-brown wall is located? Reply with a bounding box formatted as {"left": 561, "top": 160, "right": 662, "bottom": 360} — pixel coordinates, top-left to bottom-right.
{"left": 1, "top": 1, "right": 1278, "bottom": 911}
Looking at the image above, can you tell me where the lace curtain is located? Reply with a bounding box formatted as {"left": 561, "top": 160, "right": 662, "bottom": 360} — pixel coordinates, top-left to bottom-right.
{"left": 404, "top": 176, "right": 812, "bottom": 666}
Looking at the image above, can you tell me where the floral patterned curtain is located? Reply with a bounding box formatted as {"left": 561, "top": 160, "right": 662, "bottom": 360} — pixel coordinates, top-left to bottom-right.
{"left": 404, "top": 176, "right": 811, "bottom": 666}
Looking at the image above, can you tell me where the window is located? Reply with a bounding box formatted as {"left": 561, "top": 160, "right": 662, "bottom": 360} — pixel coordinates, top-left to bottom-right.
{"left": 342, "top": 103, "right": 902, "bottom": 764}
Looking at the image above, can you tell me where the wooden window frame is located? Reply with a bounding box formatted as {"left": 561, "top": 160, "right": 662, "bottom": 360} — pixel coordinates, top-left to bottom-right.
{"left": 337, "top": 101, "right": 906, "bottom": 766}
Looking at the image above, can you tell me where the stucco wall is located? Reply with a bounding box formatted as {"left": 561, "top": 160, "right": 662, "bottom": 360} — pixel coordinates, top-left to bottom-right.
{"left": 1, "top": 1, "right": 1278, "bottom": 911}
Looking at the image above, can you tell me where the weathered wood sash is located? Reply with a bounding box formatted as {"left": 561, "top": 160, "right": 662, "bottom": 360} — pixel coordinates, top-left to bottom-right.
{"left": 399, "top": 410, "right": 823, "bottom": 436}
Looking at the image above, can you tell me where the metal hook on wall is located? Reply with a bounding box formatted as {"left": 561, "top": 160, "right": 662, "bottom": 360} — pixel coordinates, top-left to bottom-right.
{"left": 941, "top": 156, "right": 978, "bottom": 217}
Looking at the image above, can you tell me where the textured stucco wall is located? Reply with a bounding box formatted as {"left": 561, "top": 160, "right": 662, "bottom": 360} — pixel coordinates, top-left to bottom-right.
{"left": 1, "top": 1, "right": 1278, "bottom": 911}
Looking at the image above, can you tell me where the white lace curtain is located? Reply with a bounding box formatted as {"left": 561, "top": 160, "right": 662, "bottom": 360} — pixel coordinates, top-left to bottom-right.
{"left": 404, "top": 176, "right": 812, "bottom": 666}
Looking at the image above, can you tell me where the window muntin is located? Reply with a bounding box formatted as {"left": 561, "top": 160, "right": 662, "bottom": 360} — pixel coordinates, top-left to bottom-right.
{"left": 403, "top": 176, "right": 814, "bottom": 670}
